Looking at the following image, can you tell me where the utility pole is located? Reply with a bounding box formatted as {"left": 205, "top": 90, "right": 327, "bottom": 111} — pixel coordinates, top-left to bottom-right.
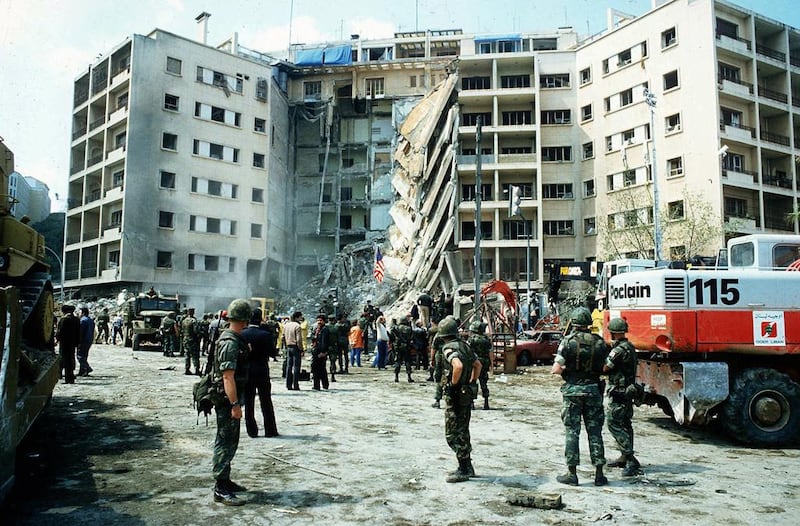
{"left": 473, "top": 116, "right": 483, "bottom": 315}
{"left": 644, "top": 87, "right": 661, "bottom": 260}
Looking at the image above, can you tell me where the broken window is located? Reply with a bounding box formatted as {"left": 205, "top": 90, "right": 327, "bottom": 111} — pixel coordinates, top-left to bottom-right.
{"left": 365, "top": 78, "right": 385, "bottom": 98}
{"left": 539, "top": 74, "right": 570, "bottom": 88}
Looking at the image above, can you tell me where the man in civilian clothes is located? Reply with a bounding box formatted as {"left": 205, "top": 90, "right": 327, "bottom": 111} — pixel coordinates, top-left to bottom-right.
{"left": 78, "top": 307, "right": 95, "bottom": 376}
{"left": 241, "top": 308, "right": 279, "bottom": 438}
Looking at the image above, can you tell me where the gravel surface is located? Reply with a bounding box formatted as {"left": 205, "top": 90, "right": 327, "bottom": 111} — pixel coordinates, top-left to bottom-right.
{"left": 2, "top": 343, "right": 798, "bottom": 525}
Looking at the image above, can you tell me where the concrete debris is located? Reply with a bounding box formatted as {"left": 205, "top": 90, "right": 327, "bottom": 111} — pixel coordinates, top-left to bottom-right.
{"left": 507, "top": 492, "right": 563, "bottom": 510}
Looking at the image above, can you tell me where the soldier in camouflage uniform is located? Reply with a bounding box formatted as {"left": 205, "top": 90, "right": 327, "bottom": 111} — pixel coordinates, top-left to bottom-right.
{"left": 199, "top": 314, "right": 211, "bottom": 356}
{"left": 551, "top": 307, "right": 610, "bottom": 486}
{"left": 392, "top": 318, "right": 415, "bottom": 383}
{"left": 211, "top": 299, "right": 252, "bottom": 506}
{"left": 603, "top": 317, "right": 641, "bottom": 477}
{"left": 326, "top": 318, "right": 339, "bottom": 382}
{"left": 468, "top": 321, "right": 492, "bottom": 410}
{"left": 335, "top": 315, "right": 350, "bottom": 374}
{"left": 160, "top": 312, "right": 178, "bottom": 357}
{"left": 439, "top": 316, "right": 482, "bottom": 483}
{"left": 182, "top": 307, "right": 201, "bottom": 375}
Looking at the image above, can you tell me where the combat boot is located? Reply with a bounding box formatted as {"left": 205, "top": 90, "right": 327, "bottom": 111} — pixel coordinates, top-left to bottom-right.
{"left": 556, "top": 466, "right": 578, "bottom": 486}
{"left": 213, "top": 483, "right": 245, "bottom": 506}
{"left": 465, "top": 457, "right": 476, "bottom": 478}
{"left": 594, "top": 465, "right": 609, "bottom": 486}
{"left": 622, "top": 456, "right": 641, "bottom": 477}
{"left": 483, "top": 398, "right": 490, "bottom": 410}
{"left": 608, "top": 454, "right": 627, "bottom": 468}
{"left": 394, "top": 372, "right": 399, "bottom": 383}
{"left": 330, "top": 374, "right": 336, "bottom": 383}
{"left": 431, "top": 399, "right": 441, "bottom": 408}
{"left": 407, "top": 374, "right": 414, "bottom": 383}
{"left": 446, "top": 459, "right": 470, "bottom": 483}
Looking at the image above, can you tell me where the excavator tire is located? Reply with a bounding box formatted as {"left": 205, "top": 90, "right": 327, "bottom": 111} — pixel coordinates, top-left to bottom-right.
{"left": 721, "top": 368, "right": 800, "bottom": 447}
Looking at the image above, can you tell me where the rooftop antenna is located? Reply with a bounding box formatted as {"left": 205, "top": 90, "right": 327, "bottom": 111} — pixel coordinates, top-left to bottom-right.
{"left": 196, "top": 11, "right": 211, "bottom": 45}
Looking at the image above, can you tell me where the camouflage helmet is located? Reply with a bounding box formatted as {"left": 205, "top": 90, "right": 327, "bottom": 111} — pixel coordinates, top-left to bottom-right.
{"left": 608, "top": 317, "right": 629, "bottom": 333}
{"left": 569, "top": 306, "right": 592, "bottom": 327}
{"left": 226, "top": 299, "right": 252, "bottom": 322}
{"left": 469, "top": 321, "right": 483, "bottom": 333}
{"left": 438, "top": 316, "right": 458, "bottom": 337}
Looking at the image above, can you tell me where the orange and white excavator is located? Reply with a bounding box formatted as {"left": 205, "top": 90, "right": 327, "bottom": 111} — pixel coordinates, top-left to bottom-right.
{"left": 605, "top": 234, "right": 800, "bottom": 446}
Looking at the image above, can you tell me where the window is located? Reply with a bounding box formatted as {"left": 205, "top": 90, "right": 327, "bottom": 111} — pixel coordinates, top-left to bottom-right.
{"left": 543, "top": 220, "right": 574, "bottom": 236}
{"left": 501, "top": 220, "right": 532, "bottom": 240}
{"left": 501, "top": 183, "right": 534, "bottom": 200}
{"left": 724, "top": 197, "right": 748, "bottom": 218}
{"left": 718, "top": 62, "right": 741, "bottom": 82}
{"left": 584, "top": 179, "right": 595, "bottom": 197}
{"left": 716, "top": 17, "right": 739, "bottom": 39}
{"left": 251, "top": 223, "right": 263, "bottom": 238}
{"left": 541, "top": 146, "right": 572, "bottom": 162}
{"left": 205, "top": 256, "right": 219, "bottom": 271}
{"left": 256, "top": 77, "right": 268, "bottom": 100}
{"left": 166, "top": 57, "right": 182, "bottom": 75}
{"left": 164, "top": 93, "right": 179, "bottom": 111}
{"left": 723, "top": 153, "right": 744, "bottom": 172}
{"left": 664, "top": 70, "right": 679, "bottom": 90}
{"left": 622, "top": 129, "right": 635, "bottom": 144}
{"left": 195, "top": 103, "right": 242, "bottom": 127}
{"left": 579, "top": 67, "right": 591, "bottom": 85}
{"left": 252, "top": 188, "right": 264, "bottom": 203}
{"left": 158, "top": 211, "right": 174, "bottom": 228}
{"left": 461, "top": 184, "right": 492, "bottom": 201}
{"left": 604, "top": 97, "right": 611, "bottom": 112}
{"left": 602, "top": 59, "right": 609, "bottom": 74}
{"left": 668, "top": 200, "right": 685, "bottom": 220}
{"left": 617, "top": 49, "right": 632, "bottom": 67}
{"left": 461, "top": 221, "right": 493, "bottom": 241}
{"left": 662, "top": 27, "right": 677, "bottom": 48}
{"left": 670, "top": 245, "right": 687, "bottom": 260}
{"left": 501, "top": 75, "right": 530, "bottom": 88}
{"left": 156, "top": 251, "right": 172, "bottom": 268}
{"left": 253, "top": 153, "right": 265, "bottom": 168}
{"left": 254, "top": 118, "right": 266, "bottom": 133}
{"left": 620, "top": 88, "right": 633, "bottom": 107}
{"left": 581, "top": 104, "right": 593, "bottom": 121}
{"left": 667, "top": 156, "right": 684, "bottom": 177}
{"left": 462, "top": 76, "right": 491, "bottom": 90}
{"left": 115, "top": 132, "right": 126, "bottom": 149}
{"left": 721, "top": 107, "right": 742, "bottom": 127}
{"left": 109, "top": 210, "right": 122, "bottom": 227}
{"left": 606, "top": 136, "right": 613, "bottom": 152}
{"left": 108, "top": 250, "right": 120, "bottom": 267}
{"left": 543, "top": 183, "right": 573, "bottom": 199}
{"left": 540, "top": 74, "right": 570, "bottom": 88}
{"left": 162, "top": 132, "right": 177, "bottom": 151}
{"left": 196, "top": 66, "right": 243, "bottom": 93}
{"left": 340, "top": 215, "right": 352, "bottom": 229}
{"left": 160, "top": 170, "right": 176, "bottom": 189}
{"left": 228, "top": 258, "right": 236, "bottom": 273}
{"left": 341, "top": 187, "right": 353, "bottom": 201}
{"left": 462, "top": 112, "right": 492, "bottom": 126}
{"left": 541, "top": 110, "right": 571, "bottom": 125}
{"left": 582, "top": 142, "right": 594, "bottom": 160}
{"left": 665, "top": 113, "right": 681, "bottom": 132}
{"left": 365, "top": 78, "right": 385, "bottom": 98}
{"left": 304, "top": 81, "right": 322, "bottom": 100}
{"left": 623, "top": 169, "right": 637, "bottom": 187}
{"left": 205, "top": 218, "right": 220, "bottom": 234}
{"left": 208, "top": 180, "right": 222, "bottom": 196}
{"left": 193, "top": 139, "right": 239, "bottom": 163}
{"left": 502, "top": 111, "right": 532, "bottom": 125}
{"left": 584, "top": 217, "right": 596, "bottom": 235}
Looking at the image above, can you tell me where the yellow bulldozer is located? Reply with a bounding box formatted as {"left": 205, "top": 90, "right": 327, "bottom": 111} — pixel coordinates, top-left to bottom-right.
{"left": 0, "top": 138, "right": 59, "bottom": 499}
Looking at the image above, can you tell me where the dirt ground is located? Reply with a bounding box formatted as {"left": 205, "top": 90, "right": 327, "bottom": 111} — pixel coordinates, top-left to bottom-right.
{"left": 2, "top": 343, "right": 799, "bottom": 525}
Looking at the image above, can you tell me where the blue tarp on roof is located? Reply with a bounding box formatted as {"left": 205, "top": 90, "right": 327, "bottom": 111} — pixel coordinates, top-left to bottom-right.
{"left": 294, "top": 44, "right": 352, "bottom": 66}
{"left": 474, "top": 34, "right": 522, "bottom": 43}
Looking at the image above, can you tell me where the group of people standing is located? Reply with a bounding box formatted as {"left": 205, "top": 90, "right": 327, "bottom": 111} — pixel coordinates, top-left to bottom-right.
{"left": 56, "top": 304, "right": 97, "bottom": 382}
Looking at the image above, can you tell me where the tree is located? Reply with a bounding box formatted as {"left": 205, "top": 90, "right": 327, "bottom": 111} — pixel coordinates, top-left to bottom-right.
{"left": 598, "top": 187, "right": 727, "bottom": 261}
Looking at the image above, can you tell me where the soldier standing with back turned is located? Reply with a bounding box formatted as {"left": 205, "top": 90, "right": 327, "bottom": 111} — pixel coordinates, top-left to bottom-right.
{"left": 211, "top": 299, "right": 252, "bottom": 506}
{"left": 182, "top": 307, "right": 201, "bottom": 375}
{"left": 439, "top": 316, "right": 482, "bottom": 483}
{"left": 468, "top": 321, "right": 492, "bottom": 410}
{"left": 551, "top": 307, "right": 610, "bottom": 486}
{"left": 604, "top": 316, "right": 641, "bottom": 476}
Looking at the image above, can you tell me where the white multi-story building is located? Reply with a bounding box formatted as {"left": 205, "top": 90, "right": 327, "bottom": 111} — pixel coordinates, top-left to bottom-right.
{"left": 66, "top": 29, "right": 291, "bottom": 311}
{"left": 8, "top": 172, "right": 51, "bottom": 223}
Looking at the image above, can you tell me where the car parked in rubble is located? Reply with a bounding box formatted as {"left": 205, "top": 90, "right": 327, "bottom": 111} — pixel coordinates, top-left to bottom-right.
{"left": 513, "top": 330, "right": 563, "bottom": 366}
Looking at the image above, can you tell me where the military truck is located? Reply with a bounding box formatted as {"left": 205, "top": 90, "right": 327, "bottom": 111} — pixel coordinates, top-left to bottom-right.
{"left": 123, "top": 292, "right": 180, "bottom": 350}
{"left": 1, "top": 139, "right": 59, "bottom": 499}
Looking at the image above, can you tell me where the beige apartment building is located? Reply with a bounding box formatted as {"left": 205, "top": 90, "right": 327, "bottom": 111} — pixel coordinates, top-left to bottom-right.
{"left": 63, "top": 0, "right": 800, "bottom": 309}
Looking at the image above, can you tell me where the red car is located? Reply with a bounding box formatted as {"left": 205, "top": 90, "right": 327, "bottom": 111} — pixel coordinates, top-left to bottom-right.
{"left": 513, "top": 330, "right": 563, "bottom": 366}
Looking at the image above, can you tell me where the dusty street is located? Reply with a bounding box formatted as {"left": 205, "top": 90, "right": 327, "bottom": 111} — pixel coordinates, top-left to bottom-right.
{"left": 2, "top": 343, "right": 799, "bottom": 525}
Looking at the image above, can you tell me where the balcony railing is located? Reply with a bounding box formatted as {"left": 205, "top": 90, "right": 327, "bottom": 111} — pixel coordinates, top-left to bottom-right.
{"left": 72, "top": 127, "right": 87, "bottom": 140}
{"left": 791, "top": 55, "right": 800, "bottom": 69}
{"left": 720, "top": 120, "right": 756, "bottom": 138}
{"left": 82, "top": 229, "right": 100, "bottom": 242}
{"left": 760, "top": 130, "right": 790, "bottom": 147}
{"left": 84, "top": 189, "right": 101, "bottom": 204}
{"left": 74, "top": 89, "right": 89, "bottom": 107}
{"left": 70, "top": 163, "right": 84, "bottom": 175}
{"left": 792, "top": 94, "right": 800, "bottom": 108}
{"left": 763, "top": 174, "right": 793, "bottom": 189}
{"left": 757, "top": 86, "right": 788, "bottom": 104}
{"left": 66, "top": 233, "right": 81, "bottom": 244}
{"left": 715, "top": 30, "right": 752, "bottom": 50}
{"left": 89, "top": 116, "right": 105, "bottom": 131}
{"left": 721, "top": 167, "right": 758, "bottom": 183}
{"left": 67, "top": 198, "right": 82, "bottom": 210}
{"left": 718, "top": 74, "right": 754, "bottom": 93}
{"left": 87, "top": 154, "right": 103, "bottom": 167}
{"left": 756, "top": 44, "right": 786, "bottom": 62}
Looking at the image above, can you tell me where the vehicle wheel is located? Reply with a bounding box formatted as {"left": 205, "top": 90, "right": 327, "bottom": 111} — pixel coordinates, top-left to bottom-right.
{"left": 517, "top": 351, "right": 531, "bottom": 367}
{"left": 132, "top": 334, "right": 140, "bottom": 351}
{"left": 24, "top": 285, "right": 54, "bottom": 348}
{"left": 721, "top": 368, "right": 800, "bottom": 446}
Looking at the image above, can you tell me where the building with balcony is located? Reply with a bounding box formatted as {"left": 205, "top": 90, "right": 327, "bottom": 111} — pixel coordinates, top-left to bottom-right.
{"left": 66, "top": 29, "right": 291, "bottom": 311}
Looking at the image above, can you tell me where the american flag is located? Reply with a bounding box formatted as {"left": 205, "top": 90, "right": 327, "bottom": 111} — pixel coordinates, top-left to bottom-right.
{"left": 373, "top": 247, "right": 385, "bottom": 283}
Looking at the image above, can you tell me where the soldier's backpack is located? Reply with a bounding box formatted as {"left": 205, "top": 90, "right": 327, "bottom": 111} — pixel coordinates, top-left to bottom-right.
{"left": 193, "top": 373, "right": 218, "bottom": 425}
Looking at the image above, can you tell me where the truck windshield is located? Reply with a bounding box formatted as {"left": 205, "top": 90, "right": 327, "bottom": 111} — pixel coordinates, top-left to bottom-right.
{"left": 138, "top": 298, "right": 178, "bottom": 311}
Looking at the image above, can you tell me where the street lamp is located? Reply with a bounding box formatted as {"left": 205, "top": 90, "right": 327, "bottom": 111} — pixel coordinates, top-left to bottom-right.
{"left": 509, "top": 185, "right": 531, "bottom": 329}
{"left": 44, "top": 246, "right": 64, "bottom": 303}
{"left": 643, "top": 87, "right": 661, "bottom": 260}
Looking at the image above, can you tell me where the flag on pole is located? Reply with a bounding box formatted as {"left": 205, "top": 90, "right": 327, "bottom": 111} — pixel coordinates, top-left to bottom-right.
{"left": 373, "top": 247, "right": 385, "bottom": 283}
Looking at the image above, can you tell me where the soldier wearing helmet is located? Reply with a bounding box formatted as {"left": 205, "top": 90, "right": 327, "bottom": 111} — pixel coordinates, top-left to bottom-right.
{"left": 603, "top": 316, "right": 641, "bottom": 477}
{"left": 439, "top": 316, "right": 482, "bottom": 483}
{"left": 468, "top": 321, "right": 492, "bottom": 410}
{"left": 392, "top": 317, "right": 415, "bottom": 383}
{"left": 551, "top": 306, "right": 610, "bottom": 486}
{"left": 210, "top": 299, "right": 252, "bottom": 506}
